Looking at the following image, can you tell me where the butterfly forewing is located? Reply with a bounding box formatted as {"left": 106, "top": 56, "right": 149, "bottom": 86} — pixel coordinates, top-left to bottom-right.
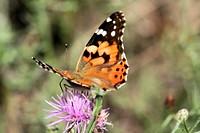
{"left": 76, "top": 11, "right": 126, "bottom": 71}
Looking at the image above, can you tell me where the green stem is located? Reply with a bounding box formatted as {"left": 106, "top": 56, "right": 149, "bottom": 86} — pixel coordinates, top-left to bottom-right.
{"left": 171, "top": 120, "right": 181, "bottom": 133}
{"left": 86, "top": 95, "right": 103, "bottom": 133}
{"left": 161, "top": 114, "right": 174, "bottom": 130}
{"left": 189, "top": 116, "right": 200, "bottom": 133}
{"left": 183, "top": 120, "right": 189, "bottom": 133}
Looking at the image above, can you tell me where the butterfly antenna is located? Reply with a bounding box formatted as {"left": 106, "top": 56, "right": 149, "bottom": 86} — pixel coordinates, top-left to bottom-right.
{"left": 65, "top": 43, "right": 68, "bottom": 49}
{"left": 63, "top": 44, "right": 70, "bottom": 69}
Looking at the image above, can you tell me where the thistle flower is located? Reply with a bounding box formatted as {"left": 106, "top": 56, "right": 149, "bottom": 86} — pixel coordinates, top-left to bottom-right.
{"left": 44, "top": 91, "right": 111, "bottom": 133}
{"left": 95, "top": 109, "right": 112, "bottom": 132}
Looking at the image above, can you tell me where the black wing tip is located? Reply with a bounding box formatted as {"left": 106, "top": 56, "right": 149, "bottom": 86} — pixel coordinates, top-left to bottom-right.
{"left": 114, "top": 11, "right": 123, "bottom": 13}
{"left": 109, "top": 11, "right": 126, "bottom": 24}
{"left": 31, "top": 57, "right": 57, "bottom": 73}
{"left": 113, "top": 11, "right": 124, "bottom": 15}
{"left": 32, "top": 57, "right": 40, "bottom": 64}
{"left": 32, "top": 57, "right": 37, "bottom": 61}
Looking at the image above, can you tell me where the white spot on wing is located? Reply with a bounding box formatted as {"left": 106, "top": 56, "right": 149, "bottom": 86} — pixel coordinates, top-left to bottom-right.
{"left": 113, "top": 25, "right": 116, "bottom": 29}
{"left": 121, "top": 43, "right": 124, "bottom": 49}
{"left": 102, "top": 30, "right": 107, "bottom": 36}
{"left": 122, "top": 28, "right": 125, "bottom": 33}
{"left": 96, "top": 29, "right": 107, "bottom": 36}
{"left": 106, "top": 17, "right": 112, "bottom": 22}
{"left": 96, "top": 29, "right": 103, "bottom": 35}
{"left": 111, "top": 31, "right": 116, "bottom": 37}
{"left": 95, "top": 29, "right": 99, "bottom": 33}
{"left": 120, "top": 36, "right": 124, "bottom": 42}
{"left": 122, "top": 53, "right": 129, "bottom": 81}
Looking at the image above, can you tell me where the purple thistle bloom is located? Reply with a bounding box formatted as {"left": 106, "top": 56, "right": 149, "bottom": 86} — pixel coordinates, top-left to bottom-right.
{"left": 44, "top": 92, "right": 111, "bottom": 133}
{"left": 95, "top": 109, "right": 112, "bottom": 132}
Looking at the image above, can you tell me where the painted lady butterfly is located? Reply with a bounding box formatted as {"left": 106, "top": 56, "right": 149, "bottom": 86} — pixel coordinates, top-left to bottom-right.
{"left": 32, "top": 11, "right": 129, "bottom": 91}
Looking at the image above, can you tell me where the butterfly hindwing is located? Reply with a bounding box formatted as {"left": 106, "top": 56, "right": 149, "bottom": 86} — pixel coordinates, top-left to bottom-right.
{"left": 108, "top": 53, "right": 128, "bottom": 88}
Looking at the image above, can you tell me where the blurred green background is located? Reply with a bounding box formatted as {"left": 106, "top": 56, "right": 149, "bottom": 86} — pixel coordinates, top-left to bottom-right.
{"left": 0, "top": 0, "right": 200, "bottom": 133}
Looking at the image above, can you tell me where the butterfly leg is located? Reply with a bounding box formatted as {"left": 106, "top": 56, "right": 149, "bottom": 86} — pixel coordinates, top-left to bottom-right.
{"left": 59, "top": 78, "right": 65, "bottom": 93}
{"left": 59, "top": 78, "right": 71, "bottom": 101}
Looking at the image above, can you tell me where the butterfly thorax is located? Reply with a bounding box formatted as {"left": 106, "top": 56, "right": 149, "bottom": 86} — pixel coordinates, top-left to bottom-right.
{"left": 63, "top": 70, "right": 81, "bottom": 79}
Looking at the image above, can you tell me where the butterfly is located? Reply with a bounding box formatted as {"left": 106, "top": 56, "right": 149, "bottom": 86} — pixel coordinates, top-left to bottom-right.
{"left": 32, "top": 11, "right": 129, "bottom": 91}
